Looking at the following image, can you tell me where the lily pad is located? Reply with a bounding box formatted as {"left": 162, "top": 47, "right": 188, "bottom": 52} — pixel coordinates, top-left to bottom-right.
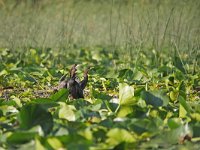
{"left": 18, "top": 104, "right": 53, "bottom": 135}
{"left": 141, "top": 90, "right": 169, "bottom": 107}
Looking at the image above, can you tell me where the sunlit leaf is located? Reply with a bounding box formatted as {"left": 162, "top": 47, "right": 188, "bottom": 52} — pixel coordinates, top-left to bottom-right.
{"left": 58, "top": 102, "right": 76, "bottom": 121}
{"left": 117, "top": 106, "right": 133, "bottom": 117}
{"left": 106, "top": 128, "right": 136, "bottom": 146}
{"left": 35, "top": 138, "right": 46, "bottom": 150}
{"left": 179, "top": 96, "right": 191, "bottom": 118}
{"left": 191, "top": 113, "right": 200, "bottom": 121}
{"left": 119, "top": 83, "right": 136, "bottom": 106}
{"left": 47, "top": 137, "right": 64, "bottom": 149}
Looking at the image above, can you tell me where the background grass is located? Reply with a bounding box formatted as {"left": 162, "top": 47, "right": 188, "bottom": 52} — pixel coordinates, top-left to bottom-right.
{"left": 0, "top": 0, "right": 199, "bottom": 48}
{"left": 0, "top": 0, "right": 199, "bottom": 70}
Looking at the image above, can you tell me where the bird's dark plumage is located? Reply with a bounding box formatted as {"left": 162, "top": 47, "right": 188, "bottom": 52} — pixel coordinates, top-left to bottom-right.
{"left": 55, "top": 64, "right": 89, "bottom": 99}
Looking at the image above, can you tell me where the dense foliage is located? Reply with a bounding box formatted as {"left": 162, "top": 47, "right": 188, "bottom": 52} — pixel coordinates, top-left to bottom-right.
{"left": 0, "top": 0, "right": 199, "bottom": 149}
{"left": 0, "top": 47, "right": 199, "bottom": 149}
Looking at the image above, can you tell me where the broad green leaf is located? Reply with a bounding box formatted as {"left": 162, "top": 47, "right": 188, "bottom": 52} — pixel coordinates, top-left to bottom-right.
{"left": 29, "top": 126, "right": 44, "bottom": 136}
{"left": 30, "top": 98, "right": 59, "bottom": 108}
{"left": 58, "top": 102, "right": 76, "bottom": 121}
{"left": 168, "top": 123, "right": 193, "bottom": 144}
{"left": 193, "top": 123, "right": 200, "bottom": 137}
{"left": 18, "top": 104, "right": 53, "bottom": 135}
{"left": 117, "top": 106, "right": 133, "bottom": 117}
{"left": 128, "top": 118, "right": 159, "bottom": 134}
{"left": 16, "top": 141, "right": 35, "bottom": 150}
{"left": 10, "top": 96, "right": 22, "bottom": 107}
{"left": 119, "top": 83, "right": 136, "bottom": 106}
{"left": 0, "top": 105, "right": 18, "bottom": 115}
{"left": 0, "top": 69, "right": 8, "bottom": 76}
{"left": 105, "top": 100, "right": 118, "bottom": 112}
{"left": 55, "top": 127, "right": 69, "bottom": 136}
{"left": 141, "top": 90, "right": 169, "bottom": 107}
{"left": 35, "top": 138, "right": 46, "bottom": 150}
{"left": 92, "top": 89, "right": 112, "bottom": 100}
{"left": 30, "top": 98, "right": 53, "bottom": 104}
{"left": 47, "top": 137, "right": 64, "bottom": 149}
{"left": 7, "top": 132, "right": 37, "bottom": 145}
{"left": 78, "top": 128, "right": 93, "bottom": 140}
{"left": 0, "top": 100, "right": 17, "bottom": 107}
{"left": 57, "top": 134, "right": 92, "bottom": 150}
{"left": 106, "top": 128, "right": 136, "bottom": 146}
{"left": 140, "top": 124, "right": 192, "bottom": 148}
{"left": 168, "top": 118, "right": 182, "bottom": 129}
{"left": 50, "top": 88, "right": 69, "bottom": 102}
{"left": 118, "top": 69, "right": 134, "bottom": 81}
{"left": 88, "top": 99, "right": 102, "bottom": 111}
{"left": 69, "top": 98, "right": 91, "bottom": 110}
{"left": 191, "top": 113, "right": 200, "bottom": 121}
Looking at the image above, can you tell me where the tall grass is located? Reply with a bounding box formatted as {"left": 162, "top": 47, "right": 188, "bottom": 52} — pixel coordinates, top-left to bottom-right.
{"left": 0, "top": 0, "right": 199, "bottom": 67}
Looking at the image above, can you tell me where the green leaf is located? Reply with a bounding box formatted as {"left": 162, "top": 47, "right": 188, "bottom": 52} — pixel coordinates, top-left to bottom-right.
{"left": 7, "top": 132, "right": 37, "bottom": 145}
{"left": 193, "top": 123, "right": 200, "bottom": 137}
{"left": 128, "top": 118, "right": 159, "bottom": 134}
{"left": 78, "top": 128, "right": 93, "bottom": 140}
{"left": 88, "top": 99, "right": 102, "bottom": 111}
{"left": 30, "top": 98, "right": 59, "bottom": 108}
{"left": 119, "top": 83, "right": 136, "bottom": 106}
{"left": 141, "top": 90, "right": 169, "bottom": 107}
{"left": 0, "top": 100, "right": 17, "bottom": 106}
{"left": 117, "top": 106, "right": 133, "bottom": 117}
{"left": 141, "top": 123, "right": 193, "bottom": 147}
{"left": 57, "top": 134, "right": 92, "bottom": 150}
{"left": 179, "top": 96, "right": 191, "bottom": 118}
{"left": 35, "top": 138, "right": 46, "bottom": 150}
{"left": 30, "top": 98, "right": 53, "bottom": 104}
{"left": 168, "top": 118, "right": 182, "bottom": 129}
{"left": 92, "top": 89, "right": 112, "bottom": 100}
{"left": 118, "top": 69, "right": 134, "bottom": 81}
{"left": 10, "top": 96, "right": 22, "bottom": 107}
{"left": 58, "top": 102, "right": 76, "bottom": 121}
{"left": 47, "top": 137, "right": 64, "bottom": 149}
{"left": 169, "top": 90, "right": 178, "bottom": 101}
{"left": 191, "top": 113, "right": 200, "bottom": 121}
{"left": 106, "top": 128, "right": 136, "bottom": 146}
{"left": 167, "top": 123, "right": 193, "bottom": 144}
{"left": 18, "top": 104, "right": 53, "bottom": 135}
{"left": 173, "top": 56, "right": 186, "bottom": 73}
{"left": 50, "top": 88, "right": 69, "bottom": 102}
{"left": 0, "top": 69, "right": 8, "bottom": 76}
{"left": 178, "top": 81, "right": 186, "bottom": 92}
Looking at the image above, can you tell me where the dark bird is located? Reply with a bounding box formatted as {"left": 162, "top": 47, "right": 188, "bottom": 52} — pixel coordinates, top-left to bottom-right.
{"left": 54, "top": 64, "right": 89, "bottom": 99}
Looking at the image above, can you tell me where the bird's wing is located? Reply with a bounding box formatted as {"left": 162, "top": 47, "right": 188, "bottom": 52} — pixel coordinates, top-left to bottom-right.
{"left": 79, "top": 67, "right": 89, "bottom": 89}
{"left": 57, "top": 80, "right": 68, "bottom": 90}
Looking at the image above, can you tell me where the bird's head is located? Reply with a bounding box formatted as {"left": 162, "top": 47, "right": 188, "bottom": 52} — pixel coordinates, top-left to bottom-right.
{"left": 70, "top": 64, "right": 77, "bottom": 78}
